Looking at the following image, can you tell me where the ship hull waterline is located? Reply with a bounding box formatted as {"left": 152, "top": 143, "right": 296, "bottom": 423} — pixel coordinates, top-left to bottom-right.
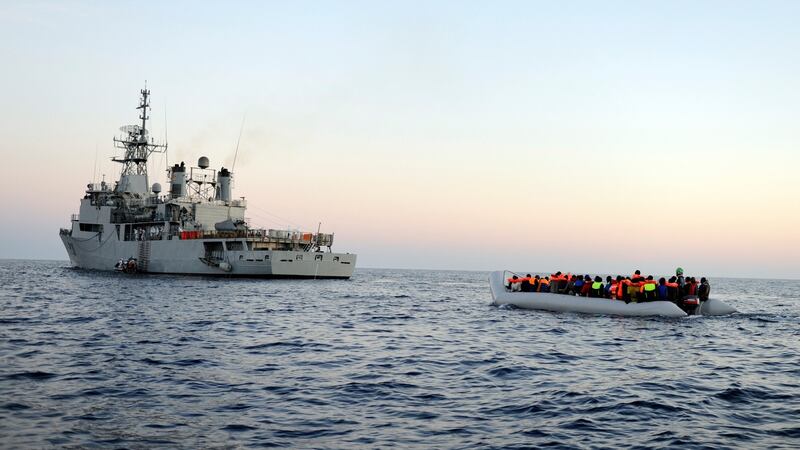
{"left": 61, "top": 234, "right": 356, "bottom": 279}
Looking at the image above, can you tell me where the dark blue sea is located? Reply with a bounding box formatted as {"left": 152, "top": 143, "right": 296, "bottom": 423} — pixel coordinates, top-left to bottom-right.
{"left": 1, "top": 260, "right": 799, "bottom": 449}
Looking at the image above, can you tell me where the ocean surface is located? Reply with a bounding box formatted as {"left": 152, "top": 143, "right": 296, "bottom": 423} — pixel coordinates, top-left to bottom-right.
{"left": 1, "top": 260, "right": 799, "bottom": 449}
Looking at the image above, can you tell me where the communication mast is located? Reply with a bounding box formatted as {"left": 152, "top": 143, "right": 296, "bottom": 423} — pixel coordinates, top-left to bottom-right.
{"left": 112, "top": 85, "right": 167, "bottom": 179}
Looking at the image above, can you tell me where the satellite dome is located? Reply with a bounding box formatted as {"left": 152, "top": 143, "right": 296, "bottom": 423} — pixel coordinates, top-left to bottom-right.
{"left": 198, "top": 156, "right": 210, "bottom": 169}
{"left": 152, "top": 182, "right": 162, "bottom": 193}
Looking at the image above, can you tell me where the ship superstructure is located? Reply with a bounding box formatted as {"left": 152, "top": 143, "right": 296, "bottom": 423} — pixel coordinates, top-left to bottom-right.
{"left": 60, "top": 87, "right": 356, "bottom": 278}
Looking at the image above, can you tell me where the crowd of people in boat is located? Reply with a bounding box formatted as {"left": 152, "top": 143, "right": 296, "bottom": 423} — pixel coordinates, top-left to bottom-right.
{"left": 507, "top": 268, "right": 710, "bottom": 304}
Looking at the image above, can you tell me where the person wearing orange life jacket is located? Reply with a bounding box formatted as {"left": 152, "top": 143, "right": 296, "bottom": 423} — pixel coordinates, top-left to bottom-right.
{"left": 520, "top": 274, "right": 533, "bottom": 292}
{"left": 617, "top": 277, "right": 630, "bottom": 302}
{"left": 539, "top": 277, "right": 551, "bottom": 293}
{"left": 665, "top": 276, "right": 680, "bottom": 303}
{"left": 507, "top": 275, "right": 520, "bottom": 291}
{"left": 557, "top": 272, "right": 568, "bottom": 294}
{"left": 631, "top": 269, "right": 642, "bottom": 280}
{"left": 589, "top": 276, "right": 605, "bottom": 298}
{"left": 506, "top": 275, "right": 517, "bottom": 284}
{"left": 549, "top": 272, "right": 562, "bottom": 293}
{"left": 531, "top": 274, "right": 541, "bottom": 292}
{"left": 627, "top": 276, "right": 643, "bottom": 302}
{"left": 640, "top": 275, "right": 658, "bottom": 302}
{"left": 610, "top": 275, "right": 623, "bottom": 300}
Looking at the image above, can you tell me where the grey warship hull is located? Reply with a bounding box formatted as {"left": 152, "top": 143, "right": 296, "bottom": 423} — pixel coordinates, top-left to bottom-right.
{"left": 61, "top": 233, "right": 356, "bottom": 278}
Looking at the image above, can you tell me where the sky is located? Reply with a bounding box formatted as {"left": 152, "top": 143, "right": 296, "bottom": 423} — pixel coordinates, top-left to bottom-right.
{"left": 0, "top": 1, "right": 798, "bottom": 278}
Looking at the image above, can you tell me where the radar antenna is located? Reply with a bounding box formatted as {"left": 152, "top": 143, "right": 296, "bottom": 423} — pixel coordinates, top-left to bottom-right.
{"left": 112, "top": 84, "right": 167, "bottom": 179}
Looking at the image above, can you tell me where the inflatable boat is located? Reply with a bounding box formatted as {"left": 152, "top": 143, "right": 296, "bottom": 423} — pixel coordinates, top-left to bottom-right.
{"left": 489, "top": 271, "right": 736, "bottom": 317}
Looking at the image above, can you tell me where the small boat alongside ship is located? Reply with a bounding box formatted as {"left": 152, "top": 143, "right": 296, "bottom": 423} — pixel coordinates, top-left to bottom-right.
{"left": 60, "top": 86, "right": 356, "bottom": 278}
{"left": 489, "top": 271, "right": 736, "bottom": 317}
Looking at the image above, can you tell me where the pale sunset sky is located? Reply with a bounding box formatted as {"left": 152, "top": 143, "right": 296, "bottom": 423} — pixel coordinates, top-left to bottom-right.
{"left": 0, "top": 1, "right": 798, "bottom": 278}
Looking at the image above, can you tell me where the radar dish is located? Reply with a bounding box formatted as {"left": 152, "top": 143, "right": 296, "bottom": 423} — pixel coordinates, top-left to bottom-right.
{"left": 119, "top": 125, "right": 141, "bottom": 134}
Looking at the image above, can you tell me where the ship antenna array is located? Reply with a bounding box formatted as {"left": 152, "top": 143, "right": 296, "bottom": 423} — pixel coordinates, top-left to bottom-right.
{"left": 227, "top": 114, "right": 246, "bottom": 219}
{"left": 112, "top": 83, "right": 167, "bottom": 178}
{"left": 164, "top": 103, "right": 169, "bottom": 168}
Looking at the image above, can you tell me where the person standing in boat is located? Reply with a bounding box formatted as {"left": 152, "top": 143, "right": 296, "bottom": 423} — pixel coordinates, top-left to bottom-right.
{"left": 676, "top": 267, "right": 686, "bottom": 293}
{"left": 698, "top": 277, "right": 711, "bottom": 301}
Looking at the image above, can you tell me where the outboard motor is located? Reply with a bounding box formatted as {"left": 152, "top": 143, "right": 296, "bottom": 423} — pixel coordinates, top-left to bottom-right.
{"left": 681, "top": 295, "right": 701, "bottom": 315}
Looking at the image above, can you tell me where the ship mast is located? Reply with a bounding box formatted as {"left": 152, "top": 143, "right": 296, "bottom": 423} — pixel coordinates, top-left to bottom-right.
{"left": 112, "top": 85, "right": 166, "bottom": 190}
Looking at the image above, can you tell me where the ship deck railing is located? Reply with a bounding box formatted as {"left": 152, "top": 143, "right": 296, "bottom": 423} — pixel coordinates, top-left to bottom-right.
{"left": 178, "top": 229, "right": 332, "bottom": 246}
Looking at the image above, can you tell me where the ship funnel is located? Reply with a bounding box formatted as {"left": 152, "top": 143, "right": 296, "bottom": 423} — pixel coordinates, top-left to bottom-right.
{"left": 170, "top": 162, "right": 187, "bottom": 198}
{"left": 216, "top": 167, "right": 232, "bottom": 202}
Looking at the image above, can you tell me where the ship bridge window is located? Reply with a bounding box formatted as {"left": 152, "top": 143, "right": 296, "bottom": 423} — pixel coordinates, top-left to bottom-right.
{"left": 79, "top": 223, "right": 103, "bottom": 233}
{"left": 225, "top": 241, "right": 244, "bottom": 251}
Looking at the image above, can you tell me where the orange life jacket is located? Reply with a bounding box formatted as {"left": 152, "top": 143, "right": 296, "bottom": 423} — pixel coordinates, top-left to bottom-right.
{"left": 617, "top": 279, "right": 629, "bottom": 299}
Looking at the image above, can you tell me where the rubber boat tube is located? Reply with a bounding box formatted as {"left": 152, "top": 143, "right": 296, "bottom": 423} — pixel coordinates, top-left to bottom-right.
{"left": 489, "top": 271, "right": 687, "bottom": 317}
{"left": 698, "top": 298, "right": 737, "bottom": 316}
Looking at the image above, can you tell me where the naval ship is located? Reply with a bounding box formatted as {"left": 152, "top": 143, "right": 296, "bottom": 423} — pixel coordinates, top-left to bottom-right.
{"left": 59, "top": 87, "right": 356, "bottom": 278}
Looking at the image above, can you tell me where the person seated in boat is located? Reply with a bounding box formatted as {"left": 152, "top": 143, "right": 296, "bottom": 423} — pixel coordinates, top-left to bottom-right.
{"left": 579, "top": 275, "right": 592, "bottom": 297}
{"left": 640, "top": 275, "right": 658, "bottom": 302}
{"left": 549, "top": 272, "right": 561, "bottom": 293}
{"left": 632, "top": 269, "right": 642, "bottom": 280}
{"left": 556, "top": 272, "right": 570, "bottom": 294}
{"left": 627, "top": 276, "right": 643, "bottom": 302}
{"left": 539, "top": 276, "right": 551, "bottom": 292}
{"left": 520, "top": 274, "right": 533, "bottom": 292}
{"left": 687, "top": 277, "right": 699, "bottom": 297}
{"left": 531, "top": 274, "right": 541, "bottom": 292}
{"left": 507, "top": 275, "right": 520, "bottom": 291}
{"left": 698, "top": 277, "right": 711, "bottom": 301}
{"left": 604, "top": 276, "right": 616, "bottom": 299}
{"left": 656, "top": 277, "right": 669, "bottom": 301}
{"left": 666, "top": 276, "right": 680, "bottom": 303}
{"left": 589, "top": 276, "right": 604, "bottom": 298}
{"left": 560, "top": 275, "right": 572, "bottom": 295}
{"left": 610, "top": 275, "right": 622, "bottom": 300}
{"left": 614, "top": 276, "right": 626, "bottom": 301}
{"left": 572, "top": 275, "right": 584, "bottom": 296}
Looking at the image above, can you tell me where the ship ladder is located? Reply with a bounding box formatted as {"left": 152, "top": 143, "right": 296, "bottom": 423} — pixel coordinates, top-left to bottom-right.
{"left": 138, "top": 240, "right": 151, "bottom": 273}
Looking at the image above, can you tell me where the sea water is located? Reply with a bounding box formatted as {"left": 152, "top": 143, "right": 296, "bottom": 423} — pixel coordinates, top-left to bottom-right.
{"left": 1, "top": 260, "right": 798, "bottom": 448}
